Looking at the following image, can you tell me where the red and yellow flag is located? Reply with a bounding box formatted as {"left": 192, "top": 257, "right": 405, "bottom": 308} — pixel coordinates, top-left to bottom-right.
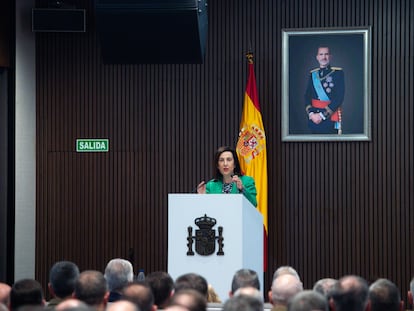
{"left": 236, "top": 53, "right": 268, "bottom": 270}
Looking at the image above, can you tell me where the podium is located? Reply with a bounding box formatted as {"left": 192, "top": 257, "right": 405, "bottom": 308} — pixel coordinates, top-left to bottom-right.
{"left": 168, "top": 194, "right": 263, "bottom": 301}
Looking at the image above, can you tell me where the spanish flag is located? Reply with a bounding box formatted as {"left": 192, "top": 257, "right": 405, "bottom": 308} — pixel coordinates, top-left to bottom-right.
{"left": 236, "top": 53, "right": 268, "bottom": 270}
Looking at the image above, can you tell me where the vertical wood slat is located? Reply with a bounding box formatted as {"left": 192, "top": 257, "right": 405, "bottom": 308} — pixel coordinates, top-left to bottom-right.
{"left": 34, "top": 0, "right": 414, "bottom": 303}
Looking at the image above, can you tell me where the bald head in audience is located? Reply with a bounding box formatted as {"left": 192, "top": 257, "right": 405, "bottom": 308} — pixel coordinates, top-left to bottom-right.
{"left": 55, "top": 298, "right": 92, "bottom": 311}
{"left": 273, "top": 266, "right": 301, "bottom": 281}
{"left": 269, "top": 274, "right": 303, "bottom": 307}
{"left": 0, "top": 283, "right": 11, "bottom": 305}
{"left": 234, "top": 287, "right": 263, "bottom": 302}
{"left": 287, "top": 290, "right": 328, "bottom": 311}
{"left": 107, "top": 300, "right": 140, "bottom": 311}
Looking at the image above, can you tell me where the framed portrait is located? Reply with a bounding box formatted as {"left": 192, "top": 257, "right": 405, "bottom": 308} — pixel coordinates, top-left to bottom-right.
{"left": 281, "top": 27, "right": 371, "bottom": 141}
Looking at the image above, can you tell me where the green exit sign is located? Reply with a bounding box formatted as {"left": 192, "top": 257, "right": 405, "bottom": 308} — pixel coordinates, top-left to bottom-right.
{"left": 76, "top": 139, "right": 109, "bottom": 152}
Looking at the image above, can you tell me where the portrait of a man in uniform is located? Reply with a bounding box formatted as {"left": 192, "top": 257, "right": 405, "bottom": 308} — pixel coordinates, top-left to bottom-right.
{"left": 282, "top": 28, "right": 371, "bottom": 141}
{"left": 305, "top": 46, "right": 344, "bottom": 134}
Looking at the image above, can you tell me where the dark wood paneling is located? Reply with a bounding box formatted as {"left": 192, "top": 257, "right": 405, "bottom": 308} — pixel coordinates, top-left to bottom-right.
{"left": 35, "top": 0, "right": 414, "bottom": 303}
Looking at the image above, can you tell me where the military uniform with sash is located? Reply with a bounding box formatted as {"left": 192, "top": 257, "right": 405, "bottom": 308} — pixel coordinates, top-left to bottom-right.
{"left": 304, "top": 65, "right": 345, "bottom": 134}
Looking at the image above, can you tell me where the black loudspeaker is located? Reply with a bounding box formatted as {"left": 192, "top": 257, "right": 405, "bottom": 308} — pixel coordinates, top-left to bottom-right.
{"left": 95, "top": 0, "right": 208, "bottom": 64}
{"left": 32, "top": 8, "right": 86, "bottom": 32}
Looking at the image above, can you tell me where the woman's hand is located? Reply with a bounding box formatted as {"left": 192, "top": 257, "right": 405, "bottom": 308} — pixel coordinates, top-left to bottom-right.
{"left": 197, "top": 181, "right": 206, "bottom": 194}
{"left": 232, "top": 175, "right": 244, "bottom": 192}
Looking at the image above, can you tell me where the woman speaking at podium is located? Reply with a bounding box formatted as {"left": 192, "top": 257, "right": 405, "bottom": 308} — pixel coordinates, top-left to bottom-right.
{"left": 197, "top": 146, "right": 257, "bottom": 207}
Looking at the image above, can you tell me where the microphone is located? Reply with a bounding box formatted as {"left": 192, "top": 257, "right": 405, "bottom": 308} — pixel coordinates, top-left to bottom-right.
{"left": 192, "top": 180, "right": 207, "bottom": 193}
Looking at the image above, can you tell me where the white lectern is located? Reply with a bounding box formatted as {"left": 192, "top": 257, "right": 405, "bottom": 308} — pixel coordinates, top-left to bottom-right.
{"left": 168, "top": 194, "right": 263, "bottom": 301}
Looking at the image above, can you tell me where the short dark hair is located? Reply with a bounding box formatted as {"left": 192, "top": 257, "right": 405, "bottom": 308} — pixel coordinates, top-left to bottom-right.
{"left": 49, "top": 261, "right": 80, "bottom": 298}
{"left": 123, "top": 282, "right": 154, "bottom": 311}
{"left": 169, "top": 289, "right": 207, "bottom": 311}
{"left": 74, "top": 270, "right": 108, "bottom": 306}
{"left": 331, "top": 275, "right": 368, "bottom": 311}
{"left": 10, "top": 279, "right": 44, "bottom": 310}
{"left": 369, "top": 278, "right": 401, "bottom": 311}
{"left": 231, "top": 269, "right": 260, "bottom": 294}
{"left": 146, "top": 271, "right": 174, "bottom": 307}
{"left": 174, "top": 273, "right": 208, "bottom": 298}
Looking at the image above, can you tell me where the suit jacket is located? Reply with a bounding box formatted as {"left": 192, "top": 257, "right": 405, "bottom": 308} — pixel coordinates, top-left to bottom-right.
{"left": 205, "top": 175, "right": 257, "bottom": 207}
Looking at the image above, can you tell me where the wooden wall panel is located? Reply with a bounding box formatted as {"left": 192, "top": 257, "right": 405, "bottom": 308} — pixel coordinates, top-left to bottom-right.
{"left": 35, "top": 0, "right": 414, "bottom": 303}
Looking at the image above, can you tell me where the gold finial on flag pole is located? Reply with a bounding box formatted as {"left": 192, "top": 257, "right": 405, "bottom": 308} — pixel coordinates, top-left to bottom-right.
{"left": 246, "top": 52, "right": 254, "bottom": 64}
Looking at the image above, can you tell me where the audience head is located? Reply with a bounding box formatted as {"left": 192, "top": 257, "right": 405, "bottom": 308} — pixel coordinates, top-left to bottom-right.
{"left": 409, "top": 277, "right": 414, "bottom": 307}
{"left": 146, "top": 271, "right": 174, "bottom": 308}
{"left": 122, "top": 281, "right": 155, "bottom": 311}
{"left": 313, "top": 278, "right": 338, "bottom": 298}
{"left": 174, "top": 273, "right": 208, "bottom": 298}
{"left": 234, "top": 287, "right": 263, "bottom": 302}
{"left": 9, "top": 278, "right": 45, "bottom": 310}
{"left": 169, "top": 289, "right": 207, "bottom": 311}
{"left": 74, "top": 270, "right": 109, "bottom": 309}
{"left": 287, "top": 290, "right": 328, "bottom": 311}
{"left": 330, "top": 275, "right": 368, "bottom": 311}
{"left": 107, "top": 300, "right": 140, "bottom": 311}
{"left": 55, "top": 298, "right": 92, "bottom": 311}
{"left": 0, "top": 283, "right": 11, "bottom": 305}
{"left": 273, "top": 266, "right": 301, "bottom": 281}
{"left": 223, "top": 294, "right": 263, "bottom": 311}
{"left": 230, "top": 269, "right": 260, "bottom": 296}
{"left": 49, "top": 260, "right": 80, "bottom": 299}
{"left": 207, "top": 284, "right": 221, "bottom": 303}
{"left": 368, "top": 278, "right": 402, "bottom": 311}
{"left": 269, "top": 274, "right": 303, "bottom": 306}
{"left": 104, "top": 258, "right": 134, "bottom": 292}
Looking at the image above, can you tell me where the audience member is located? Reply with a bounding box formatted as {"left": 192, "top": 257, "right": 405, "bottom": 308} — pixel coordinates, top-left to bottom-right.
{"left": 223, "top": 294, "right": 263, "bottom": 311}
{"left": 122, "top": 282, "right": 156, "bottom": 311}
{"left": 368, "top": 278, "right": 403, "bottom": 311}
{"left": 287, "top": 290, "right": 328, "bottom": 311}
{"left": 272, "top": 266, "right": 301, "bottom": 281}
{"left": 268, "top": 274, "right": 303, "bottom": 311}
{"left": 55, "top": 298, "right": 91, "bottom": 311}
{"left": 74, "top": 270, "right": 109, "bottom": 311}
{"left": 47, "top": 261, "right": 80, "bottom": 309}
{"left": 234, "top": 286, "right": 263, "bottom": 302}
{"left": 330, "top": 275, "right": 368, "bottom": 311}
{"left": 313, "top": 278, "right": 338, "bottom": 298}
{"left": 230, "top": 269, "right": 260, "bottom": 297}
{"left": 0, "top": 283, "right": 11, "bottom": 305}
{"left": 174, "top": 273, "right": 208, "bottom": 299}
{"left": 169, "top": 289, "right": 207, "bottom": 311}
{"left": 146, "top": 271, "right": 174, "bottom": 308}
{"left": 164, "top": 305, "right": 189, "bottom": 311}
{"left": 207, "top": 284, "right": 221, "bottom": 303}
{"left": 107, "top": 300, "right": 140, "bottom": 311}
{"left": 104, "top": 258, "right": 134, "bottom": 302}
{"left": 9, "top": 278, "right": 45, "bottom": 310}
{"left": 408, "top": 277, "right": 414, "bottom": 309}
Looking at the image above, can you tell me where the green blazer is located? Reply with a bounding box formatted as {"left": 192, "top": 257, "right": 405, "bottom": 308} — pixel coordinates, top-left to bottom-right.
{"left": 205, "top": 175, "right": 257, "bottom": 207}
